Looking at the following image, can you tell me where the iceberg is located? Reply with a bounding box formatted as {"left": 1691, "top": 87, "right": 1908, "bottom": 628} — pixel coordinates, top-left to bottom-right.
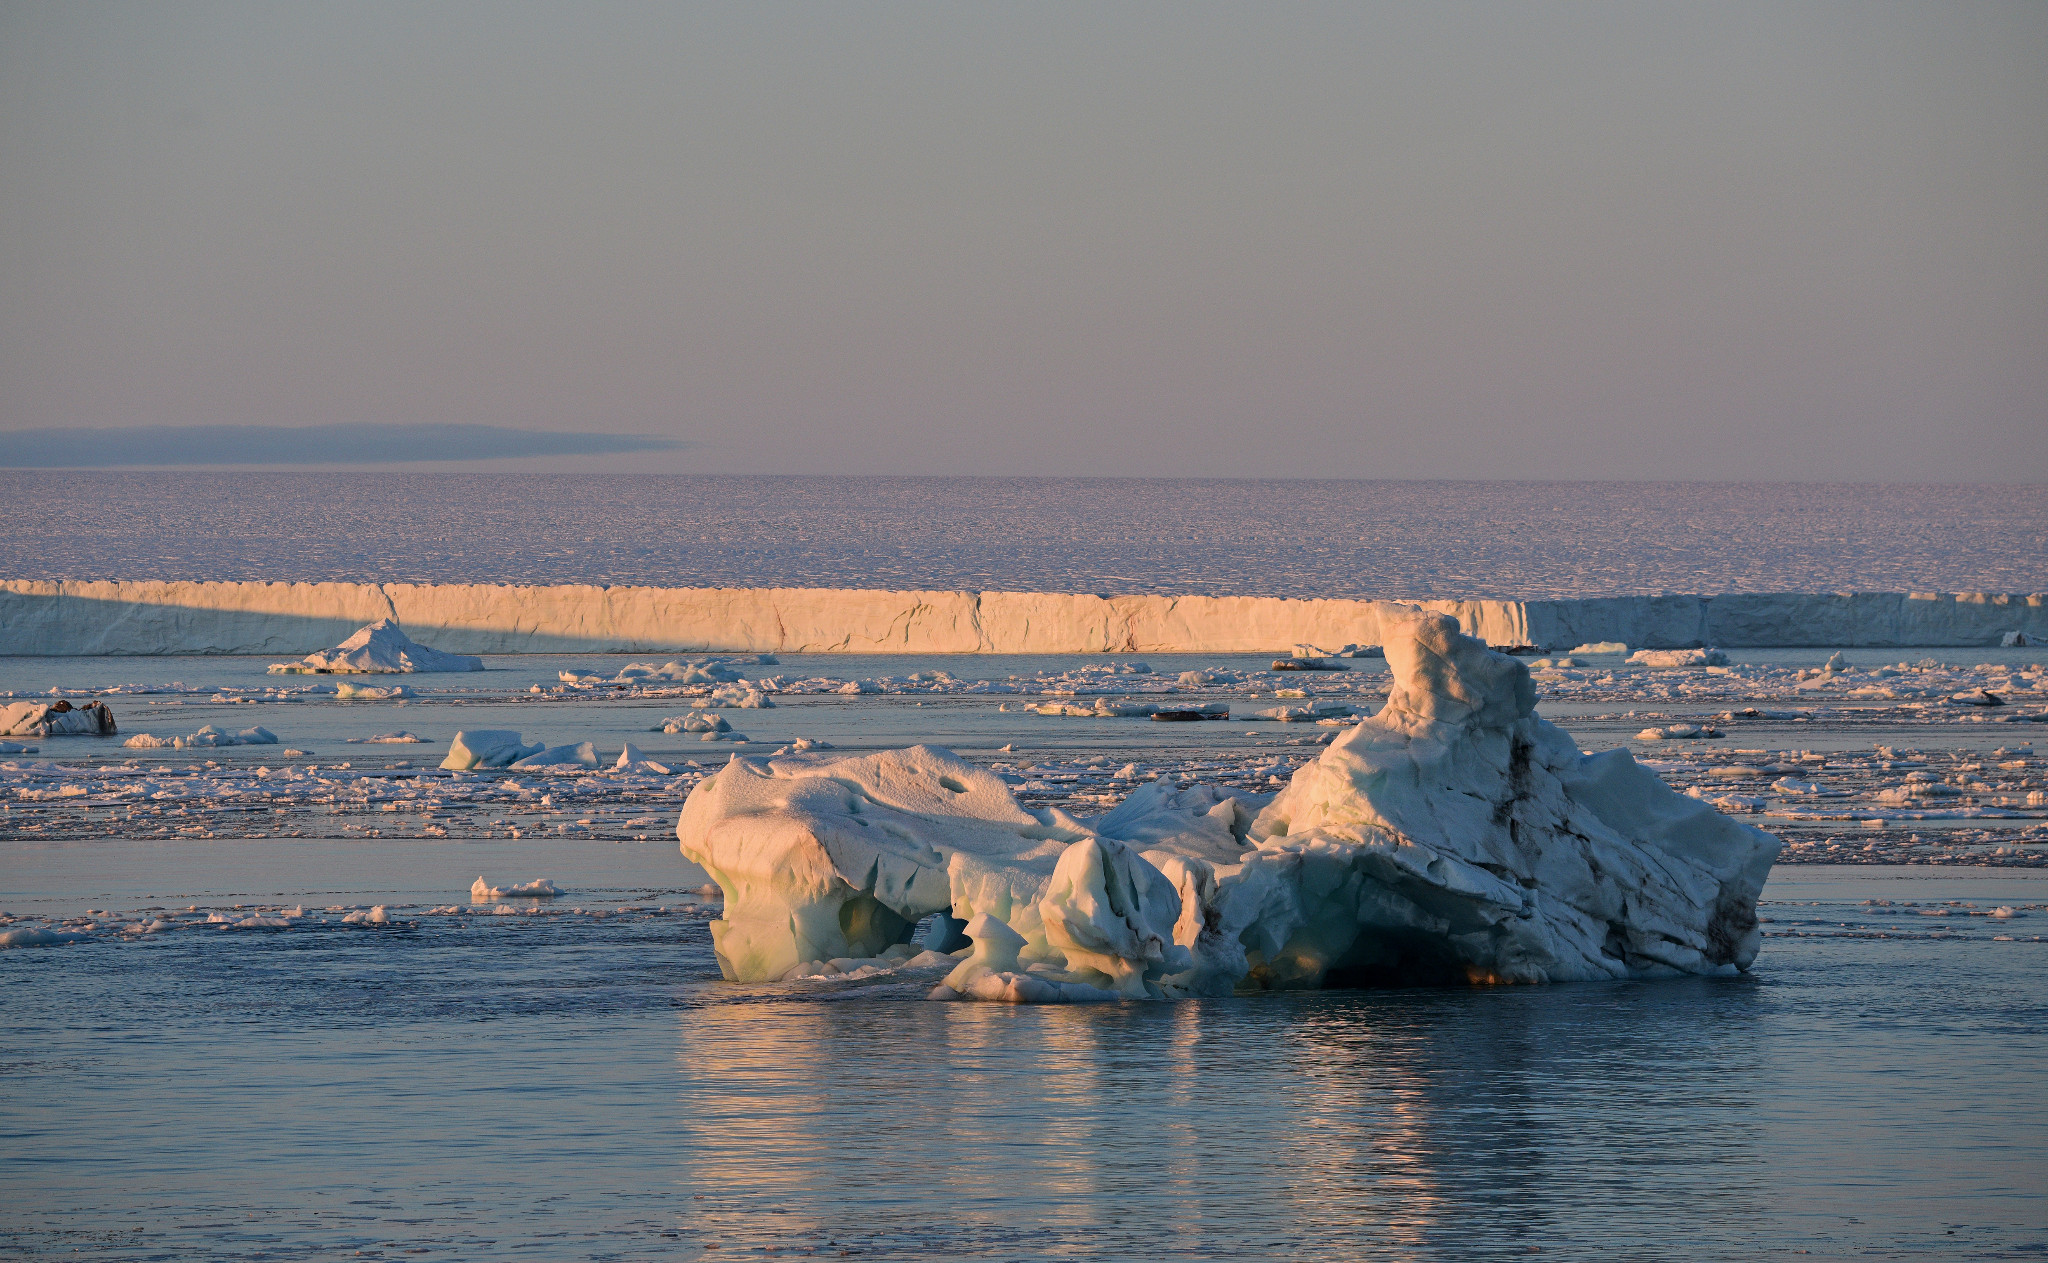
{"left": 511, "top": 741, "right": 599, "bottom": 769}
{"left": 679, "top": 608, "right": 1781, "bottom": 999}
{"left": 0, "top": 700, "right": 116, "bottom": 737}
{"left": 268, "top": 619, "right": 483, "bottom": 674}
{"left": 439, "top": 730, "right": 544, "bottom": 769}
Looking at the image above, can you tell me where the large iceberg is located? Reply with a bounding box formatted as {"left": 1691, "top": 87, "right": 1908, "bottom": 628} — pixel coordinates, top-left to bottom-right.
{"left": 268, "top": 619, "right": 483, "bottom": 674}
{"left": 678, "top": 608, "right": 1782, "bottom": 999}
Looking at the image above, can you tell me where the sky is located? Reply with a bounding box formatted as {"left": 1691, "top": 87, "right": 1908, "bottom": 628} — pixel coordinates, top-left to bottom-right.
{"left": 1, "top": 1, "right": 2043, "bottom": 479}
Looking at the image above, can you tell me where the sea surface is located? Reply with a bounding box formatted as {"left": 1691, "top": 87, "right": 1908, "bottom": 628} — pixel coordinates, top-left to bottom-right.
{"left": 4, "top": 642, "right": 2048, "bottom": 1260}
{"left": 4, "top": 846, "right": 2045, "bottom": 1261}
{"left": 4, "top": 473, "right": 2043, "bottom": 598}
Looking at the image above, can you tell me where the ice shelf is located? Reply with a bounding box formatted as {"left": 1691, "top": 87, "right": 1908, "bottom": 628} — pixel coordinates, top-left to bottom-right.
{"left": 4, "top": 579, "right": 2044, "bottom": 655}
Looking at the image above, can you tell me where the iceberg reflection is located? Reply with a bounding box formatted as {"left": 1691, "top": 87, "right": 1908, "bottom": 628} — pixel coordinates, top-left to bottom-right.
{"left": 667, "top": 980, "right": 1765, "bottom": 1257}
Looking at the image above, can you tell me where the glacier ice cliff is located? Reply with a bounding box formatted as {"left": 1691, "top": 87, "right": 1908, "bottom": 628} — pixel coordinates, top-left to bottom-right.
{"left": 3, "top": 579, "right": 2043, "bottom": 655}
{"left": 678, "top": 608, "right": 1782, "bottom": 999}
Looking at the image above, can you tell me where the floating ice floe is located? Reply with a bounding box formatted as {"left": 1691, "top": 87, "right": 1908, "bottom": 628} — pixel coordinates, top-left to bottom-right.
{"left": 0, "top": 740, "right": 37, "bottom": 754}
{"left": 696, "top": 684, "right": 774, "bottom": 709}
{"left": 1628, "top": 648, "right": 1732, "bottom": 668}
{"left": 269, "top": 619, "right": 484, "bottom": 674}
{"left": 346, "top": 732, "right": 425, "bottom": 744}
{"left": 1, "top": 700, "right": 117, "bottom": 737}
{"left": 334, "top": 681, "right": 415, "bottom": 700}
{"left": 1258, "top": 699, "right": 1364, "bottom": 723}
{"left": 2005, "top": 632, "right": 2033, "bottom": 647}
{"left": 1635, "top": 723, "right": 1723, "bottom": 741}
{"left": 1272, "top": 649, "right": 1348, "bottom": 670}
{"left": 1572, "top": 642, "right": 1630, "bottom": 655}
{"left": 511, "top": 741, "right": 599, "bottom": 769}
{"left": 124, "top": 724, "right": 278, "bottom": 749}
{"left": 653, "top": 712, "right": 749, "bottom": 741}
{"left": 439, "top": 730, "right": 545, "bottom": 769}
{"left": 1950, "top": 690, "right": 2005, "bottom": 707}
{"left": 0, "top": 926, "right": 93, "bottom": 949}
{"left": 471, "top": 876, "right": 563, "bottom": 902}
{"left": 1019, "top": 699, "right": 1230, "bottom": 720}
{"left": 561, "top": 656, "right": 776, "bottom": 687}
{"left": 679, "top": 608, "right": 1781, "bottom": 1001}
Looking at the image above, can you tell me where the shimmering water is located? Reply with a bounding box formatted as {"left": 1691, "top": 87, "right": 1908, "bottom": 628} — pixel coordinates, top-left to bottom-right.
{"left": 4, "top": 852, "right": 2045, "bottom": 1261}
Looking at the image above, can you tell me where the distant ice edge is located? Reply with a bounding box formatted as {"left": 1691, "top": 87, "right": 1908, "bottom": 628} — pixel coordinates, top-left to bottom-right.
{"left": 3, "top": 580, "right": 2044, "bottom": 655}
{"left": 679, "top": 607, "right": 1783, "bottom": 1000}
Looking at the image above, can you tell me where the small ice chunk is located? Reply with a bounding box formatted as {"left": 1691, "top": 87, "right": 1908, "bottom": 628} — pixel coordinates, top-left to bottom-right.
{"left": 471, "top": 876, "right": 563, "bottom": 902}
{"left": 334, "top": 681, "right": 415, "bottom": 700}
{"left": 123, "top": 724, "right": 277, "bottom": 749}
{"left": 1628, "top": 648, "right": 1731, "bottom": 668}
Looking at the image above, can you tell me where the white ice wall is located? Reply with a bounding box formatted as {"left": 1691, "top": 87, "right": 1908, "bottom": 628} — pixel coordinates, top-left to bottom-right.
{"left": 1, "top": 579, "right": 2041, "bottom": 656}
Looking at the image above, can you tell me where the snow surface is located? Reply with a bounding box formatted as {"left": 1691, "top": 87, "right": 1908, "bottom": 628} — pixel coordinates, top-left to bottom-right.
{"left": 6, "top": 474, "right": 2043, "bottom": 598}
{"left": 268, "top": 619, "right": 483, "bottom": 674}
{"left": 679, "top": 607, "right": 1782, "bottom": 999}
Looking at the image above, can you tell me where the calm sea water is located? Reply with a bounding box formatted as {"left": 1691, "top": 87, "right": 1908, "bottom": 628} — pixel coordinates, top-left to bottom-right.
{"left": 4, "top": 473, "right": 2043, "bottom": 598}
{"left": 6, "top": 646, "right": 2046, "bottom": 1261}
{"left": 4, "top": 846, "right": 2045, "bottom": 1261}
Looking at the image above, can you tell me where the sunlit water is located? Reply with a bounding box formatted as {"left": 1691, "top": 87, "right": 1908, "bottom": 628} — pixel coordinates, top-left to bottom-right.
{"left": 4, "top": 849, "right": 2045, "bottom": 1261}
{"left": 6, "top": 649, "right": 2047, "bottom": 1260}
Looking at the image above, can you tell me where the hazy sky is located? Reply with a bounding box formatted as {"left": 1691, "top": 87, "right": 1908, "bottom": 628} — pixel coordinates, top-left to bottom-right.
{"left": 2, "top": 2, "right": 2043, "bottom": 478}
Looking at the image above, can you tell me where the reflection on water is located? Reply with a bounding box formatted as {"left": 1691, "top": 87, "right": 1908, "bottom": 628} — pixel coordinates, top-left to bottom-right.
{"left": 669, "top": 983, "right": 1768, "bottom": 1258}
{"left": 7, "top": 867, "right": 2046, "bottom": 1261}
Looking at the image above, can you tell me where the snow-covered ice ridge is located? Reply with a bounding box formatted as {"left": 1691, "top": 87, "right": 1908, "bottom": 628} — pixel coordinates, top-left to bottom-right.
{"left": 680, "top": 610, "right": 1783, "bottom": 998}
{"left": 6, "top": 474, "right": 2045, "bottom": 598}
{"left": 4, "top": 580, "right": 2044, "bottom": 655}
